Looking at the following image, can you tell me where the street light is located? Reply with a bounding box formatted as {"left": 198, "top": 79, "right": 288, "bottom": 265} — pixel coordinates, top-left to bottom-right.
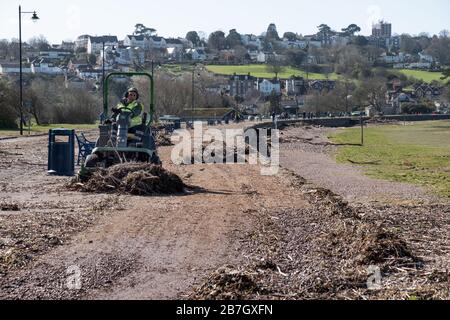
{"left": 19, "top": 6, "right": 39, "bottom": 136}
{"left": 191, "top": 63, "right": 202, "bottom": 127}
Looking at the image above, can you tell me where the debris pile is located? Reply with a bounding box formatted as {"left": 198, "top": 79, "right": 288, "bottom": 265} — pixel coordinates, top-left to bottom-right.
{"left": 0, "top": 202, "right": 20, "bottom": 211}
{"left": 155, "top": 131, "right": 173, "bottom": 146}
{"left": 189, "top": 266, "right": 268, "bottom": 300}
{"left": 68, "top": 163, "right": 185, "bottom": 195}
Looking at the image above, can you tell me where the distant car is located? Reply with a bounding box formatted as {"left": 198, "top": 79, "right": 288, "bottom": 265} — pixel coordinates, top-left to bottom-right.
{"left": 351, "top": 111, "right": 366, "bottom": 117}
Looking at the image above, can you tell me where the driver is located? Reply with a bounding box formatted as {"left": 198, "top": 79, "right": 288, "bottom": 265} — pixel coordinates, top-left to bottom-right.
{"left": 112, "top": 87, "right": 143, "bottom": 124}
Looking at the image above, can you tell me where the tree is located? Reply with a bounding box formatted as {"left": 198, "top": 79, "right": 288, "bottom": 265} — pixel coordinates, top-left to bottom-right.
{"left": 352, "top": 35, "right": 369, "bottom": 46}
{"left": 285, "top": 49, "right": 307, "bottom": 67}
{"left": 186, "top": 31, "right": 201, "bottom": 47}
{"left": 335, "top": 45, "right": 371, "bottom": 78}
{"left": 226, "top": 29, "right": 243, "bottom": 48}
{"left": 439, "top": 30, "right": 449, "bottom": 38}
{"left": 441, "top": 68, "right": 450, "bottom": 80}
{"left": 208, "top": 31, "right": 227, "bottom": 51}
{"left": 266, "top": 23, "right": 280, "bottom": 41}
{"left": 88, "top": 54, "right": 97, "bottom": 65}
{"left": 134, "top": 23, "right": 156, "bottom": 37}
{"left": 266, "top": 58, "right": 285, "bottom": 79}
{"left": 0, "top": 40, "right": 9, "bottom": 59}
{"left": 400, "top": 34, "right": 422, "bottom": 55}
{"left": 317, "top": 24, "right": 333, "bottom": 45}
{"left": 0, "top": 79, "right": 18, "bottom": 129}
{"left": 29, "top": 35, "right": 51, "bottom": 51}
{"left": 283, "top": 32, "right": 297, "bottom": 41}
{"left": 353, "top": 77, "right": 387, "bottom": 112}
{"left": 341, "top": 24, "right": 361, "bottom": 36}
{"left": 426, "top": 36, "right": 450, "bottom": 65}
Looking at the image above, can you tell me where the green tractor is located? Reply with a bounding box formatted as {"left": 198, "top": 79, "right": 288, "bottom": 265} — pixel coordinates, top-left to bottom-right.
{"left": 83, "top": 72, "right": 161, "bottom": 171}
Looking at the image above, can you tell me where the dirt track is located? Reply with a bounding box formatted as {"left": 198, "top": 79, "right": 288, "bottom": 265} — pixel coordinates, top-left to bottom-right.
{"left": 1, "top": 125, "right": 449, "bottom": 300}
{"left": 0, "top": 132, "right": 309, "bottom": 299}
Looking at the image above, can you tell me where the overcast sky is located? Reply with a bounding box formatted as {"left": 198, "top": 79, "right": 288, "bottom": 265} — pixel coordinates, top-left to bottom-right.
{"left": 1, "top": 0, "right": 449, "bottom": 43}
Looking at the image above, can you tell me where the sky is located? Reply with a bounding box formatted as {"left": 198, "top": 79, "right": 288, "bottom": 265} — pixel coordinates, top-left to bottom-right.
{"left": 1, "top": 0, "right": 449, "bottom": 44}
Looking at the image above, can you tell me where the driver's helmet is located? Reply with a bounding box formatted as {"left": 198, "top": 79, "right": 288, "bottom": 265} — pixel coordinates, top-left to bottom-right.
{"left": 126, "top": 87, "right": 139, "bottom": 99}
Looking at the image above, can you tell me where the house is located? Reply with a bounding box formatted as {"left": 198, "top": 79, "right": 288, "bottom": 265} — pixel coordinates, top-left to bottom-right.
{"left": 282, "top": 39, "right": 309, "bottom": 50}
{"left": 386, "top": 77, "right": 403, "bottom": 91}
{"left": 285, "top": 76, "right": 307, "bottom": 96}
{"left": 165, "top": 38, "right": 184, "bottom": 50}
{"left": 419, "top": 52, "right": 434, "bottom": 63}
{"left": 241, "top": 34, "right": 262, "bottom": 50}
{"left": 309, "top": 80, "right": 336, "bottom": 92}
{"left": 386, "top": 36, "right": 401, "bottom": 51}
{"left": 257, "top": 78, "right": 281, "bottom": 96}
{"left": 75, "top": 35, "right": 91, "bottom": 51}
{"left": 39, "top": 49, "right": 72, "bottom": 61}
{"left": 0, "top": 63, "right": 32, "bottom": 75}
{"left": 148, "top": 36, "right": 167, "bottom": 49}
{"left": 76, "top": 65, "right": 102, "bottom": 80}
{"left": 229, "top": 73, "right": 257, "bottom": 97}
{"left": 379, "top": 52, "right": 406, "bottom": 64}
{"left": 68, "top": 58, "right": 90, "bottom": 74}
{"left": 61, "top": 41, "right": 76, "bottom": 51}
{"left": 87, "top": 36, "right": 119, "bottom": 54}
{"left": 413, "top": 84, "right": 441, "bottom": 99}
{"left": 186, "top": 48, "right": 206, "bottom": 61}
{"left": 123, "top": 35, "right": 149, "bottom": 50}
{"left": 257, "top": 52, "right": 276, "bottom": 63}
{"left": 102, "top": 45, "right": 144, "bottom": 66}
{"left": 31, "top": 58, "right": 64, "bottom": 75}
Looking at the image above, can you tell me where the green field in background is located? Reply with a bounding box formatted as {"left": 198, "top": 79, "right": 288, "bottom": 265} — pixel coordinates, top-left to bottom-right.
{"left": 329, "top": 120, "right": 450, "bottom": 197}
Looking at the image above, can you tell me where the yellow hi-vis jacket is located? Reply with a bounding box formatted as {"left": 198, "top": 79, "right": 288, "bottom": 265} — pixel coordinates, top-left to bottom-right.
{"left": 117, "top": 101, "right": 143, "bottom": 126}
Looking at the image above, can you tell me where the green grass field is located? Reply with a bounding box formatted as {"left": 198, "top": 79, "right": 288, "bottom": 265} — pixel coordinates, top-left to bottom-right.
{"left": 0, "top": 123, "right": 98, "bottom": 137}
{"left": 206, "top": 64, "right": 339, "bottom": 80}
{"left": 397, "top": 69, "right": 447, "bottom": 84}
{"left": 329, "top": 120, "right": 450, "bottom": 197}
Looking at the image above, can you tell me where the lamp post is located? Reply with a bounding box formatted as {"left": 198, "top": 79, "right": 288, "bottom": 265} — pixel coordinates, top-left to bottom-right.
{"left": 19, "top": 5, "right": 39, "bottom": 136}
{"left": 191, "top": 63, "right": 197, "bottom": 127}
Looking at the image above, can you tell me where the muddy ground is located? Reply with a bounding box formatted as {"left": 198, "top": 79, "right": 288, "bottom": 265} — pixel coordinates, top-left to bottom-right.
{"left": 0, "top": 125, "right": 449, "bottom": 300}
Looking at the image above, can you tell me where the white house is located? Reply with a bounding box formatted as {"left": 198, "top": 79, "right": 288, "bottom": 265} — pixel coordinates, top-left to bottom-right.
{"left": 39, "top": 49, "right": 72, "bottom": 61}
{"left": 87, "top": 36, "right": 119, "bottom": 54}
{"left": 186, "top": 48, "right": 206, "bottom": 61}
{"left": 148, "top": 36, "right": 167, "bottom": 49}
{"left": 75, "top": 35, "right": 91, "bottom": 51}
{"left": 419, "top": 52, "right": 434, "bottom": 63}
{"left": 380, "top": 52, "right": 406, "bottom": 64}
{"left": 257, "top": 79, "right": 281, "bottom": 96}
{"left": 0, "top": 63, "right": 32, "bottom": 74}
{"left": 282, "top": 39, "right": 309, "bottom": 49}
{"left": 101, "top": 45, "right": 145, "bottom": 66}
{"left": 31, "top": 58, "right": 64, "bottom": 75}
{"left": 76, "top": 66, "right": 102, "bottom": 80}
{"left": 123, "top": 35, "right": 149, "bottom": 50}
{"left": 165, "top": 38, "right": 184, "bottom": 50}
{"left": 394, "top": 62, "right": 432, "bottom": 70}
{"left": 257, "top": 52, "right": 269, "bottom": 63}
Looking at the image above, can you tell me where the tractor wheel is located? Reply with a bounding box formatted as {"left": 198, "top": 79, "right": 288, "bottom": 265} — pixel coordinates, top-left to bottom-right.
{"left": 151, "top": 153, "right": 162, "bottom": 165}
{"left": 85, "top": 154, "right": 100, "bottom": 168}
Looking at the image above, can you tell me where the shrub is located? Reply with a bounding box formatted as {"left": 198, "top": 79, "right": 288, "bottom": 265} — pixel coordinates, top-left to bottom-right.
{"left": 401, "top": 103, "right": 435, "bottom": 114}
{"left": 0, "top": 80, "right": 18, "bottom": 129}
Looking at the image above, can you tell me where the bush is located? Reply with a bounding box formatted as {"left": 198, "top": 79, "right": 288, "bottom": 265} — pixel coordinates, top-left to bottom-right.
{"left": 52, "top": 88, "right": 101, "bottom": 124}
{"left": 0, "top": 80, "right": 18, "bottom": 129}
{"left": 401, "top": 103, "right": 435, "bottom": 114}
